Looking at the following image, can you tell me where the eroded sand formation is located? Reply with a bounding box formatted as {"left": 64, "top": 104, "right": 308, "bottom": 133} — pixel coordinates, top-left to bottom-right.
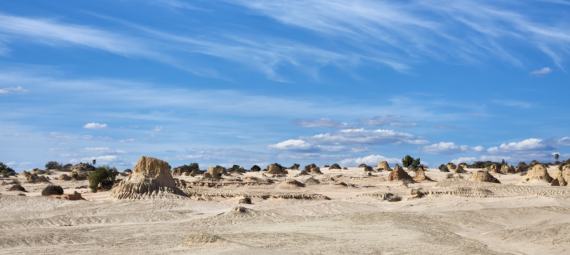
{"left": 2, "top": 158, "right": 570, "bottom": 254}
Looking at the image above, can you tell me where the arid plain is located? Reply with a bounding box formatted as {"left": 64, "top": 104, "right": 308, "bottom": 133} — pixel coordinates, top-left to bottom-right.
{"left": 1, "top": 157, "right": 570, "bottom": 255}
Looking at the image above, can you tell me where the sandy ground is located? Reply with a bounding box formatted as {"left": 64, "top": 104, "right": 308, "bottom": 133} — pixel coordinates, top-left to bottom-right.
{"left": 1, "top": 166, "right": 570, "bottom": 254}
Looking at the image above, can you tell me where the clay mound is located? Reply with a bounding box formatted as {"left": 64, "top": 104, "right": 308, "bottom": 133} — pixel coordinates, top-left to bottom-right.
{"left": 204, "top": 166, "right": 221, "bottom": 180}
{"left": 413, "top": 167, "right": 433, "bottom": 182}
{"left": 522, "top": 164, "right": 553, "bottom": 183}
{"left": 470, "top": 171, "right": 500, "bottom": 184}
{"left": 278, "top": 179, "right": 305, "bottom": 189}
{"left": 388, "top": 165, "right": 412, "bottom": 181}
{"left": 19, "top": 170, "right": 29, "bottom": 177}
{"left": 297, "top": 170, "right": 309, "bottom": 176}
{"left": 178, "top": 233, "right": 228, "bottom": 247}
{"left": 376, "top": 161, "right": 392, "bottom": 171}
{"left": 455, "top": 166, "right": 467, "bottom": 173}
{"left": 309, "top": 166, "right": 323, "bottom": 175}
{"left": 267, "top": 164, "right": 286, "bottom": 174}
{"left": 8, "top": 184, "right": 26, "bottom": 192}
{"left": 109, "top": 156, "right": 186, "bottom": 199}
{"left": 447, "top": 163, "right": 457, "bottom": 170}
{"left": 329, "top": 163, "right": 342, "bottom": 169}
{"left": 304, "top": 177, "right": 320, "bottom": 185}
{"left": 58, "top": 174, "right": 72, "bottom": 181}
{"left": 458, "top": 163, "right": 468, "bottom": 169}
{"left": 502, "top": 165, "right": 516, "bottom": 174}
{"left": 24, "top": 174, "right": 50, "bottom": 184}
{"left": 488, "top": 164, "right": 501, "bottom": 173}
{"left": 60, "top": 191, "right": 84, "bottom": 200}
{"left": 30, "top": 169, "right": 47, "bottom": 175}
{"left": 71, "top": 163, "right": 95, "bottom": 172}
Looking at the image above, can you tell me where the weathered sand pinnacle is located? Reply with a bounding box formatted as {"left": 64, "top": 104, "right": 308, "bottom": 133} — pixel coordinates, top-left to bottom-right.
{"left": 388, "top": 165, "right": 412, "bottom": 181}
{"left": 109, "top": 156, "right": 186, "bottom": 199}
{"left": 522, "top": 164, "right": 553, "bottom": 183}
{"left": 470, "top": 170, "right": 500, "bottom": 183}
{"left": 376, "top": 161, "right": 392, "bottom": 171}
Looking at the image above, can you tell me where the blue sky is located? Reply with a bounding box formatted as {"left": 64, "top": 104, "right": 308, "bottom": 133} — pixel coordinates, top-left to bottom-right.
{"left": 1, "top": 0, "right": 570, "bottom": 171}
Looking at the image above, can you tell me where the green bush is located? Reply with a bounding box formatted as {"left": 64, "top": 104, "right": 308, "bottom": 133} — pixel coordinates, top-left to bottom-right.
{"left": 402, "top": 155, "right": 414, "bottom": 167}
{"left": 291, "top": 163, "right": 300, "bottom": 170}
{"left": 189, "top": 162, "right": 199, "bottom": 170}
{"left": 251, "top": 165, "right": 261, "bottom": 171}
{"left": 88, "top": 165, "right": 118, "bottom": 193}
{"left": 45, "top": 161, "right": 63, "bottom": 170}
{"left": 1, "top": 170, "right": 7, "bottom": 177}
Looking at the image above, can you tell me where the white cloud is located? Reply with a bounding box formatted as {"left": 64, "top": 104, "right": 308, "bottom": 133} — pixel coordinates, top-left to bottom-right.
{"left": 0, "top": 86, "right": 27, "bottom": 95}
{"left": 421, "top": 142, "right": 483, "bottom": 155}
{"left": 5, "top": 161, "right": 32, "bottom": 170}
{"left": 277, "top": 153, "right": 350, "bottom": 161}
{"left": 530, "top": 67, "right": 553, "bottom": 75}
{"left": 83, "top": 122, "right": 108, "bottom": 129}
{"left": 83, "top": 147, "right": 126, "bottom": 154}
{"left": 487, "top": 138, "right": 553, "bottom": 153}
{"left": 357, "top": 115, "right": 417, "bottom": 127}
{"left": 450, "top": 157, "right": 478, "bottom": 165}
{"left": 450, "top": 155, "right": 512, "bottom": 165}
{"left": 151, "top": 126, "right": 164, "bottom": 132}
{"left": 119, "top": 138, "right": 135, "bottom": 143}
{"left": 339, "top": 155, "right": 400, "bottom": 167}
{"left": 303, "top": 128, "right": 429, "bottom": 145}
{"left": 558, "top": 137, "right": 570, "bottom": 146}
{"left": 267, "top": 139, "right": 346, "bottom": 152}
{"left": 293, "top": 118, "right": 353, "bottom": 128}
{"left": 71, "top": 155, "right": 127, "bottom": 166}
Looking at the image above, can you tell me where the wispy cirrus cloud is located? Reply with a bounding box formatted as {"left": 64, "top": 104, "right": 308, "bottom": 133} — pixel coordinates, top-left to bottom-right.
{"left": 302, "top": 128, "right": 429, "bottom": 145}
{"left": 229, "top": 0, "right": 570, "bottom": 69}
{"left": 357, "top": 115, "right": 417, "bottom": 127}
{"left": 0, "top": 86, "right": 27, "bottom": 95}
{"left": 293, "top": 118, "right": 353, "bottom": 128}
{"left": 83, "top": 123, "right": 108, "bottom": 129}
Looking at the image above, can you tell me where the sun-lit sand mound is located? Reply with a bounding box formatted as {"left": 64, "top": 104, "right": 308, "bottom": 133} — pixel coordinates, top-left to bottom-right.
{"left": 109, "top": 156, "right": 186, "bottom": 199}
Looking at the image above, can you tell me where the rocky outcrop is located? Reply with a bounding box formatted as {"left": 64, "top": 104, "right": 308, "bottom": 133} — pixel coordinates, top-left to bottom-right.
{"left": 522, "top": 164, "right": 552, "bottom": 183}
{"left": 470, "top": 171, "right": 500, "bottom": 183}
{"left": 304, "top": 177, "right": 320, "bottom": 185}
{"left": 71, "top": 163, "right": 95, "bottom": 172}
{"left": 204, "top": 167, "right": 221, "bottom": 180}
{"left": 109, "top": 156, "right": 186, "bottom": 199}
{"left": 267, "top": 164, "right": 286, "bottom": 175}
{"left": 58, "top": 174, "right": 72, "bottom": 181}
{"left": 24, "top": 174, "right": 50, "bottom": 184}
{"left": 308, "top": 166, "right": 323, "bottom": 175}
{"left": 59, "top": 191, "right": 84, "bottom": 200}
{"left": 388, "top": 165, "right": 412, "bottom": 181}
{"left": 458, "top": 163, "right": 468, "bottom": 169}
{"left": 376, "top": 161, "right": 392, "bottom": 171}
{"left": 502, "top": 165, "right": 516, "bottom": 174}
{"left": 329, "top": 163, "right": 342, "bottom": 170}
{"left": 19, "top": 170, "right": 30, "bottom": 177}
{"left": 413, "top": 167, "right": 433, "bottom": 182}
{"left": 488, "top": 164, "right": 501, "bottom": 173}
{"left": 447, "top": 163, "right": 457, "bottom": 170}
{"left": 8, "top": 184, "right": 26, "bottom": 192}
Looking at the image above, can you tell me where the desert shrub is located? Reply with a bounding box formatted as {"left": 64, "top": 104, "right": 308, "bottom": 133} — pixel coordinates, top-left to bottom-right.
{"left": 388, "top": 196, "right": 402, "bottom": 202}
{"left": 471, "top": 161, "right": 500, "bottom": 169}
{"left": 45, "top": 161, "right": 63, "bottom": 170}
{"left": 189, "top": 162, "right": 199, "bottom": 170}
{"left": 439, "top": 164, "right": 445, "bottom": 170}
{"left": 402, "top": 155, "right": 414, "bottom": 167}
{"left": 71, "top": 172, "right": 78, "bottom": 179}
{"left": 358, "top": 163, "right": 367, "bottom": 168}
{"left": 324, "top": 165, "right": 330, "bottom": 167}
{"left": 291, "top": 163, "right": 300, "bottom": 170}
{"left": 227, "top": 165, "right": 240, "bottom": 172}
{"left": 1, "top": 170, "right": 7, "bottom": 177}
{"left": 0, "top": 162, "right": 15, "bottom": 175}
{"left": 251, "top": 165, "right": 261, "bottom": 171}
{"left": 88, "top": 165, "right": 118, "bottom": 193}
{"left": 41, "top": 185, "right": 64, "bottom": 196}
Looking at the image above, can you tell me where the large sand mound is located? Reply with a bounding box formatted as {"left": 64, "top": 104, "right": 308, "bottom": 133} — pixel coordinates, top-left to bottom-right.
{"left": 522, "top": 164, "right": 553, "bottom": 183}
{"left": 109, "top": 156, "right": 186, "bottom": 199}
{"left": 470, "top": 170, "right": 500, "bottom": 183}
{"left": 388, "top": 165, "right": 412, "bottom": 181}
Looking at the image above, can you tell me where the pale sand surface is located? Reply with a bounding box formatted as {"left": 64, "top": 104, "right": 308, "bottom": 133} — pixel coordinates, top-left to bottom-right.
{"left": 1, "top": 167, "right": 570, "bottom": 254}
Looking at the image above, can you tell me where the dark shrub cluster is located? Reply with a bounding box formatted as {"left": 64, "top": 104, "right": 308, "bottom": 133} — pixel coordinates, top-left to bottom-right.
{"left": 88, "top": 165, "right": 119, "bottom": 193}
{"left": 45, "top": 161, "right": 63, "bottom": 170}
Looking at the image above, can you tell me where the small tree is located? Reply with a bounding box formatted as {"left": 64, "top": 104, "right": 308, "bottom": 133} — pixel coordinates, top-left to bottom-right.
{"left": 555, "top": 154, "right": 560, "bottom": 162}
{"left": 189, "top": 162, "right": 199, "bottom": 170}
{"left": 88, "top": 165, "right": 118, "bottom": 193}
{"left": 291, "top": 163, "right": 300, "bottom": 169}
{"left": 231, "top": 165, "right": 240, "bottom": 171}
{"left": 45, "top": 161, "right": 63, "bottom": 170}
{"left": 92, "top": 159, "right": 96, "bottom": 165}
{"left": 411, "top": 158, "right": 421, "bottom": 169}
{"left": 402, "top": 155, "right": 414, "bottom": 167}
{"left": 251, "top": 165, "right": 261, "bottom": 171}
